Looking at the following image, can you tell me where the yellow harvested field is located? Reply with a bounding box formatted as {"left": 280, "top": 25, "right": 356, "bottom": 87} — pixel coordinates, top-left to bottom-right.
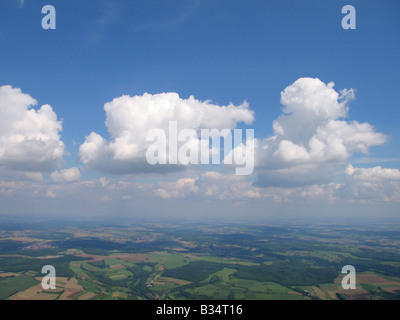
{"left": 171, "top": 247, "right": 189, "bottom": 252}
{"left": 178, "top": 240, "right": 197, "bottom": 248}
{"left": 10, "top": 277, "right": 97, "bottom": 300}
{"left": 155, "top": 277, "right": 191, "bottom": 285}
{"left": 57, "top": 278, "right": 82, "bottom": 300}
{"left": 2, "top": 237, "right": 39, "bottom": 243}
{"left": 75, "top": 253, "right": 148, "bottom": 263}
{"left": 110, "top": 264, "right": 124, "bottom": 270}
{"left": 317, "top": 272, "right": 400, "bottom": 300}
{"left": 0, "top": 272, "right": 20, "bottom": 278}
{"left": 323, "top": 274, "right": 370, "bottom": 300}
{"left": 311, "top": 286, "right": 326, "bottom": 300}
{"left": 77, "top": 292, "right": 97, "bottom": 300}
{"left": 11, "top": 283, "right": 62, "bottom": 300}
{"left": 357, "top": 273, "right": 400, "bottom": 293}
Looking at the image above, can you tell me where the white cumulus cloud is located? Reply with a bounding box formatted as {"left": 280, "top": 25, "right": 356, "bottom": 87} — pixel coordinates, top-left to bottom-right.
{"left": 0, "top": 85, "right": 64, "bottom": 173}
{"left": 254, "top": 78, "right": 388, "bottom": 187}
{"left": 79, "top": 92, "right": 254, "bottom": 174}
{"left": 51, "top": 167, "right": 81, "bottom": 183}
{"left": 153, "top": 172, "right": 261, "bottom": 201}
{"left": 337, "top": 165, "right": 400, "bottom": 202}
{"left": 154, "top": 177, "right": 199, "bottom": 199}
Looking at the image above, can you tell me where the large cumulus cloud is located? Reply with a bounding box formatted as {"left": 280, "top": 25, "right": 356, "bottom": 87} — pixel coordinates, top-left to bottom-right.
{"left": 254, "top": 78, "right": 388, "bottom": 187}
{"left": 0, "top": 85, "right": 64, "bottom": 173}
{"left": 79, "top": 92, "right": 254, "bottom": 174}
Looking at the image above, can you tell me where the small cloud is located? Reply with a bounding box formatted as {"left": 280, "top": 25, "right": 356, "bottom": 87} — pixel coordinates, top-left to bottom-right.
{"left": 22, "top": 171, "right": 43, "bottom": 181}
{"left": 155, "top": 178, "right": 199, "bottom": 199}
{"left": 345, "top": 164, "right": 400, "bottom": 182}
{"left": 51, "top": 167, "right": 81, "bottom": 183}
{"left": 100, "top": 195, "right": 112, "bottom": 201}
{"left": 46, "top": 190, "right": 56, "bottom": 198}
{"left": 99, "top": 177, "right": 109, "bottom": 187}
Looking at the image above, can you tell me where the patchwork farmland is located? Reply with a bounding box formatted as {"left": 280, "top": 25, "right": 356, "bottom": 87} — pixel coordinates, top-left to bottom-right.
{"left": 1, "top": 220, "right": 400, "bottom": 300}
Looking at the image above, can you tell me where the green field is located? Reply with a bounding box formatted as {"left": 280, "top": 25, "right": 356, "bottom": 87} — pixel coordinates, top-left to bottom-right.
{"left": 1, "top": 219, "right": 400, "bottom": 300}
{"left": 0, "top": 275, "right": 39, "bottom": 300}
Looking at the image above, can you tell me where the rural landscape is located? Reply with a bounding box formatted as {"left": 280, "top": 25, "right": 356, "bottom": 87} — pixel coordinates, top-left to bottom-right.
{"left": 1, "top": 217, "right": 400, "bottom": 300}
{"left": 0, "top": 0, "right": 399, "bottom": 309}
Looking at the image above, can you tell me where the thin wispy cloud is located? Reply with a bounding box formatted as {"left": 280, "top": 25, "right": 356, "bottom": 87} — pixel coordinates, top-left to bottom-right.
{"left": 134, "top": 0, "right": 201, "bottom": 32}
{"left": 90, "top": 2, "right": 121, "bottom": 43}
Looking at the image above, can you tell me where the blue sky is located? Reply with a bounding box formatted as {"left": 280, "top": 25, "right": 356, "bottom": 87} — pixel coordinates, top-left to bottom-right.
{"left": 0, "top": 0, "right": 399, "bottom": 219}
